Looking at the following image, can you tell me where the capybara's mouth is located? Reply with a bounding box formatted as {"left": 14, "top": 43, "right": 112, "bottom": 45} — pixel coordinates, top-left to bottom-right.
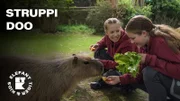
{"left": 97, "top": 61, "right": 104, "bottom": 75}
{"left": 100, "top": 65, "right": 104, "bottom": 75}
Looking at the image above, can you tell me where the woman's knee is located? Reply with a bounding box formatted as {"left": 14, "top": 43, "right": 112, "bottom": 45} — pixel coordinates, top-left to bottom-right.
{"left": 142, "top": 67, "right": 158, "bottom": 82}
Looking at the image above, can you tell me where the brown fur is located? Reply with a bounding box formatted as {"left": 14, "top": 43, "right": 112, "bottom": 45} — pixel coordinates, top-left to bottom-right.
{"left": 0, "top": 54, "right": 103, "bottom": 101}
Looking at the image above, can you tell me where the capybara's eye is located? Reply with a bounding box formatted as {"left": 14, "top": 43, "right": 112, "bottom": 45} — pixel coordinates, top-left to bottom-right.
{"left": 84, "top": 61, "right": 89, "bottom": 64}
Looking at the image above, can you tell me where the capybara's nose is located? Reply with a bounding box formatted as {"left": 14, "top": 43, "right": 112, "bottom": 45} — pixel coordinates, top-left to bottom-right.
{"left": 92, "top": 59, "right": 104, "bottom": 74}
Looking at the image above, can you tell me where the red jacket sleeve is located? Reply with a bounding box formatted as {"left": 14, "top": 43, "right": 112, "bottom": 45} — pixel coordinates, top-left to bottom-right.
{"left": 119, "top": 74, "right": 136, "bottom": 85}
{"left": 145, "top": 54, "right": 180, "bottom": 80}
{"left": 97, "top": 36, "right": 107, "bottom": 50}
{"left": 99, "top": 60, "right": 118, "bottom": 69}
{"left": 145, "top": 38, "right": 180, "bottom": 80}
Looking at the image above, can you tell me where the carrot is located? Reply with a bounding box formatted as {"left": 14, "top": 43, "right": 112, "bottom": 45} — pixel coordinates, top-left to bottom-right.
{"left": 90, "top": 47, "right": 95, "bottom": 51}
{"left": 102, "top": 76, "right": 112, "bottom": 81}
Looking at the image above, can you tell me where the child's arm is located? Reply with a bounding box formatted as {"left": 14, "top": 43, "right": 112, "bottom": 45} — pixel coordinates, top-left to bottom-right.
{"left": 105, "top": 64, "right": 144, "bottom": 85}
{"left": 90, "top": 36, "right": 107, "bottom": 51}
{"left": 99, "top": 59, "right": 144, "bottom": 85}
{"left": 99, "top": 60, "right": 118, "bottom": 69}
{"left": 144, "top": 39, "right": 180, "bottom": 80}
{"left": 145, "top": 54, "right": 180, "bottom": 80}
{"left": 96, "top": 36, "right": 107, "bottom": 50}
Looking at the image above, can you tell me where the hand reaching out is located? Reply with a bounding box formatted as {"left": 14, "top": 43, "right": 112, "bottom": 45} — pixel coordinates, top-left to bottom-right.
{"left": 104, "top": 76, "right": 120, "bottom": 85}
{"left": 90, "top": 44, "right": 99, "bottom": 51}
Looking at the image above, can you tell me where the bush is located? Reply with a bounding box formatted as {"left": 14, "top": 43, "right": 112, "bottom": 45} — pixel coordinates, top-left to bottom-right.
{"left": 57, "top": 25, "right": 95, "bottom": 34}
{"left": 153, "top": 13, "right": 179, "bottom": 27}
{"left": 118, "top": 0, "right": 152, "bottom": 26}
{"left": 149, "top": 0, "right": 180, "bottom": 27}
{"left": 59, "top": 7, "right": 90, "bottom": 25}
{"left": 86, "top": 0, "right": 152, "bottom": 33}
{"left": 4, "top": 0, "right": 74, "bottom": 8}
{"left": 86, "top": 0, "right": 114, "bottom": 33}
{"left": 73, "top": 0, "right": 96, "bottom": 6}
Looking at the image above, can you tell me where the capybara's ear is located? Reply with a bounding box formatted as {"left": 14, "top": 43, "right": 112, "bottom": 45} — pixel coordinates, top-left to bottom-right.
{"left": 73, "top": 56, "right": 78, "bottom": 65}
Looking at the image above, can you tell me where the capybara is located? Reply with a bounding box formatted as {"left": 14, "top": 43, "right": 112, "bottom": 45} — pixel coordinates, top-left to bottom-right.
{"left": 0, "top": 54, "right": 103, "bottom": 101}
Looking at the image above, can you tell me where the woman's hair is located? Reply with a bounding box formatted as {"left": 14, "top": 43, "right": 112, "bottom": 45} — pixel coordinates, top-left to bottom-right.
{"left": 176, "top": 27, "right": 180, "bottom": 33}
{"left": 104, "top": 18, "right": 121, "bottom": 32}
{"left": 125, "top": 15, "right": 180, "bottom": 53}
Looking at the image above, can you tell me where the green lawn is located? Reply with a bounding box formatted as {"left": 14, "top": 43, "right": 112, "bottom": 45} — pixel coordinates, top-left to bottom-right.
{"left": 0, "top": 31, "right": 103, "bottom": 57}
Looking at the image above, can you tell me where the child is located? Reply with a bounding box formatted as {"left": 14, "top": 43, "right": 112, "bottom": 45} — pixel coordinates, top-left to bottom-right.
{"left": 105, "top": 15, "right": 180, "bottom": 101}
{"left": 90, "top": 18, "right": 138, "bottom": 90}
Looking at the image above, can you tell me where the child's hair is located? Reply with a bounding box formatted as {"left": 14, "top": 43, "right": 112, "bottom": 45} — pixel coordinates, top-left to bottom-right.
{"left": 125, "top": 15, "right": 180, "bottom": 53}
{"left": 176, "top": 27, "right": 180, "bottom": 33}
{"left": 104, "top": 18, "right": 121, "bottom": 32}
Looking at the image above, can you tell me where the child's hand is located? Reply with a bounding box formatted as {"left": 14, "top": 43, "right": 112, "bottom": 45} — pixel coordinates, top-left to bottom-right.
{"left": 90, "top": 44, "right": 99, "bottom": 51}
{"left": 139, "top": 53, "right": 146, "bottom": 64}
{"left": 104, "top": 76, "right": 120, "bottom": 85}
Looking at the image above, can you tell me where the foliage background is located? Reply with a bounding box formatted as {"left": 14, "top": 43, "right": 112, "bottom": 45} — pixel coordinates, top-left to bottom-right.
{"left": 86, "top": 0, "right": 152, "bottom": 32}
{"left": 3, "top": 0, "right": 180, "bottom": 33}
{"left": 148, "top": 0, "right": 180, "bottom": 27}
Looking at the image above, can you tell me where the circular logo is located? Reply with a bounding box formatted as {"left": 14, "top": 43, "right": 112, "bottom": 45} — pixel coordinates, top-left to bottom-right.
{"left": 7, "top": 71, "right": 33, "bottom": 96}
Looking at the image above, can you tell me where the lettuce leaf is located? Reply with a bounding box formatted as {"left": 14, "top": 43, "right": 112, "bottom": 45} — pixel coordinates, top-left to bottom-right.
{"left": 114, "top": 52, "right": 141, "bottom": 77}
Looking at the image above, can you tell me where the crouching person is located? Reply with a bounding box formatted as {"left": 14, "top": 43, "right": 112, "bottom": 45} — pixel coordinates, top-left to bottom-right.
{"left": 89, "top": 18, "right": 138, "bottom": 92}
{"left": 105, "top": 15, "right": 180, "bottom": 101}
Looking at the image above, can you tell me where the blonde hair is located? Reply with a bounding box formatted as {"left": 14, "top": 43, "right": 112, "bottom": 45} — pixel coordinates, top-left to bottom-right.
{"left": 125, "top": 15, "right": 180, "bottom": 53}
{"left": 176, "top": 27, "right": 180, "bottom": 33}
{"left": 104, "top": 18, "right": 121, "bottom": 32}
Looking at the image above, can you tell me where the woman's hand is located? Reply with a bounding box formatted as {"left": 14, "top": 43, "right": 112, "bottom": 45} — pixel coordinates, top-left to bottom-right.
{"left": 89, "top": 44, "right": 99, "bottom": 51}
{"left": 139, "top": 53, "right": 146, "bottom": 64}
{"left": 104, "top": 76, "right": 120, "bottom": 85}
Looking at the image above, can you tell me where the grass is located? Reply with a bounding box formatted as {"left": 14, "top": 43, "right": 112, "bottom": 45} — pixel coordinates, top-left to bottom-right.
{"left": 0, "top": 31, "right": 103, "bottom": 57}
{"left": 57, "top": 24, "right": 96, "bottom": 34}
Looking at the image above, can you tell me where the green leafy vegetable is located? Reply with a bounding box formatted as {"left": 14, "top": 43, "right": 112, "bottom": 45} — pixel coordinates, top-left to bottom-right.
{"left": 114, "top": 52, "right": 141, "bottom": 77}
